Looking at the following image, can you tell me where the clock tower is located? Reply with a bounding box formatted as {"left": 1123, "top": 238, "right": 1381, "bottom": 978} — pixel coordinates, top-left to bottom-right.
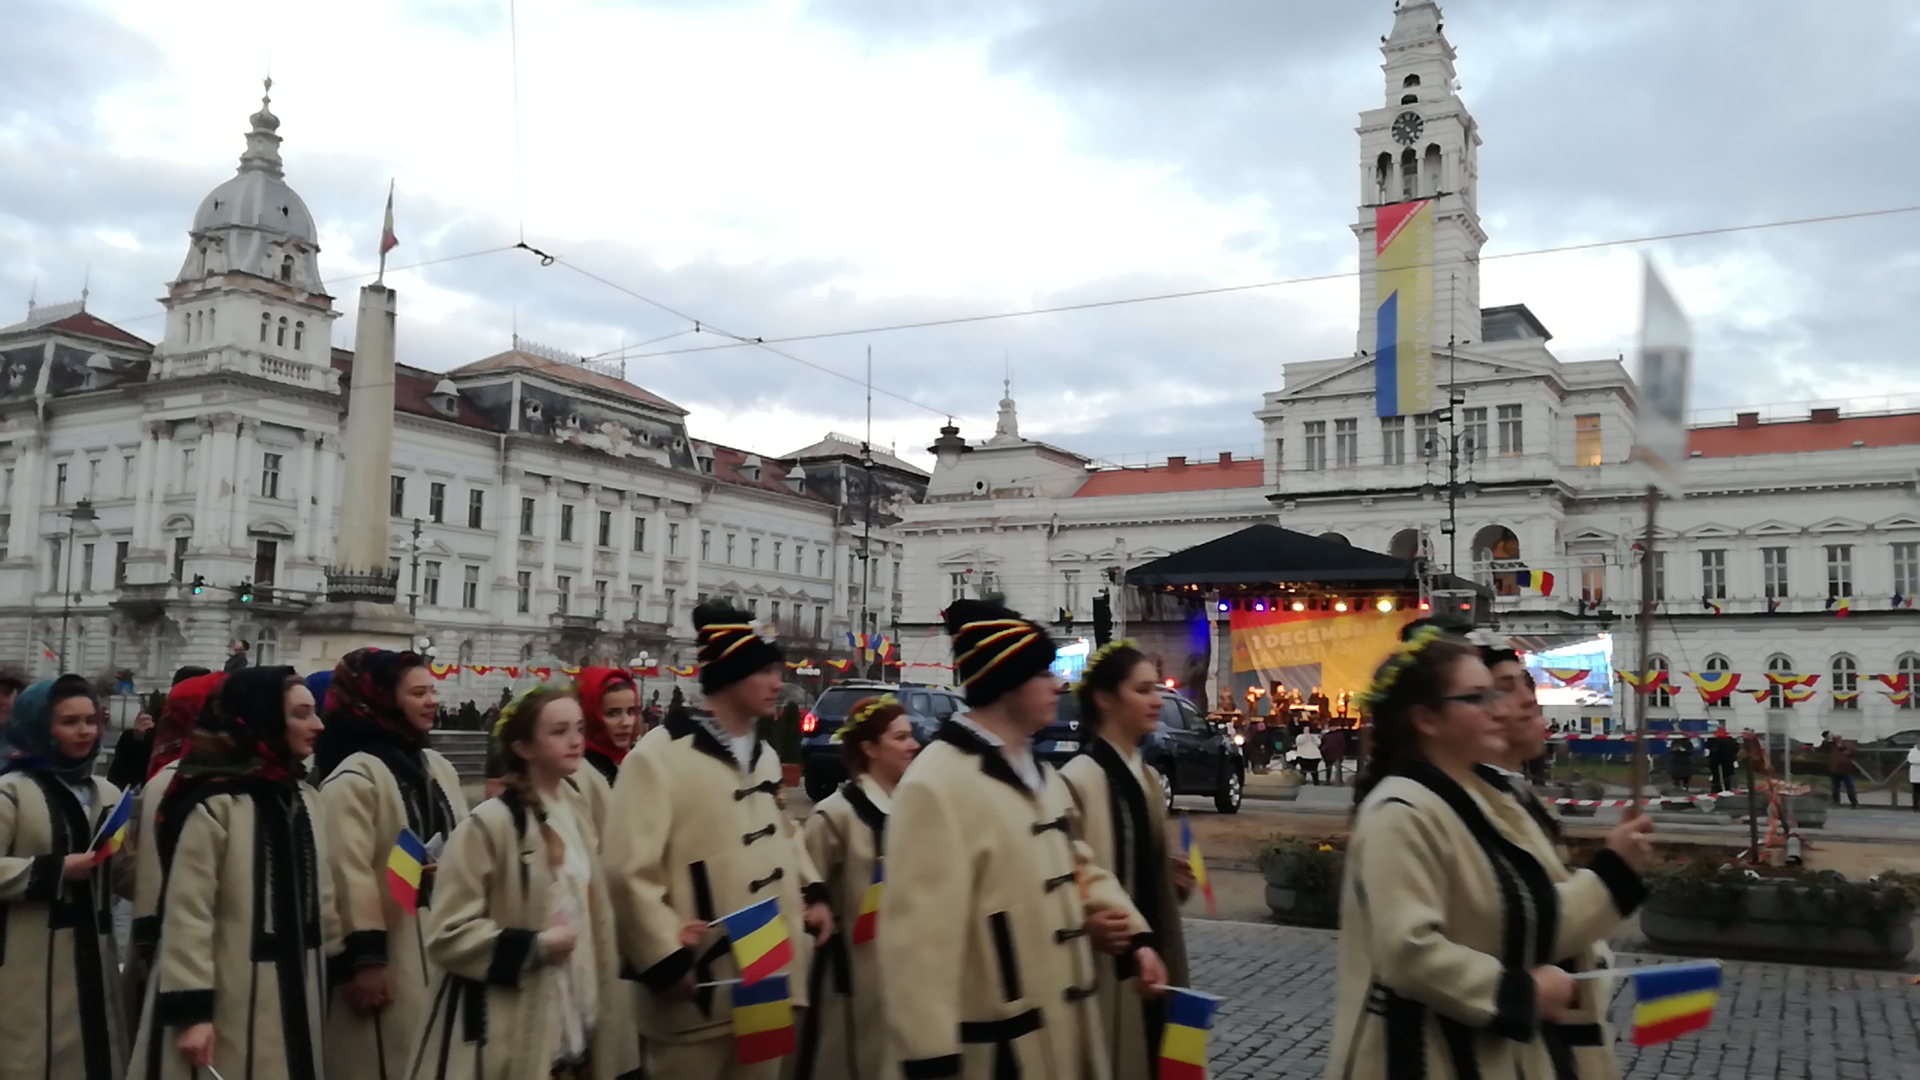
{"left": 1353, "top": 1, "right": 1485, "bottom": 357}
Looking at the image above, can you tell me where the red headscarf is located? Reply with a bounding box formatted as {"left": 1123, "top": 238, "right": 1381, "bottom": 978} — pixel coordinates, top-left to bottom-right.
{"left": 150, "top": 672, "right": 226, "bottom": 780}
{"left": 575, "top": 666, "right": 639, "bottom": 766}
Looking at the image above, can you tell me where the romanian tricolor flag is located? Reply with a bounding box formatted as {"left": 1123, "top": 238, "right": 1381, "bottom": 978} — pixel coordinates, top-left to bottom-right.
{"left": 1157, "top": 987, "right": 1219, "bottom": 1080}
{"left": 1783, "top": 684, "right": 1817, "bottom": 705}
{"left": 1543, "top": 668, "right": 1591, "bottom": 687}
{"left": 1686, "top": 671, "right": 1741, "bottom": 704}
{"left": 1629, "top": 961, "right": 1721, "bottom": 1046}
{"left": 1372, "top": 199, "right": 1435, "bottom": 418}
{"left": 1509, "top": 569, "right": 1555, "bottom": 596}
{"left": 1701, "top": 597, "right": 1723, "bottom": 616}
{"left": 90, "top": 789, "right": 135, "bottom": 865}
{"left": 1180, "top": 817, "right": 1216, "bottom": 916}
{"left": 1872, "top": 673, "right": 1910, "bottom": 693}
{"left": 380, "top": 180, "right": 399, "bottom": 256}
{"left": 731, "top": 972, "right": 797, "bottom": 1065}
{"left": 1764, "top": 672, "right": 1819, "bottom": 689}
{"left": 1889, "top": 690, "right": 1914, "bottom": 707}
{"left": 427, "top": 661, "right": 457, "bottom": 680}
{"left": 720, "top": 898, "right": 793, "bottom": 987}
{"left": 1827, "top": 595, "right": 1853, "bottom": 617}
{"left": 39, "top": 642, "right": 57, "bottom": 662}
{"left": 670, "top": 664, "right": 698, "bottom": 678}
{"left": 387, "top": 828, "right": 428, "bottom": 915}
{"left": 1620, "top": 670, "right": 1669, "bottom": 694}
{"left": 1833, "top": 690, "right": 1861, "bottom": 704}
{"left": 852, "top": 858, "right": 883, "bottom": 945}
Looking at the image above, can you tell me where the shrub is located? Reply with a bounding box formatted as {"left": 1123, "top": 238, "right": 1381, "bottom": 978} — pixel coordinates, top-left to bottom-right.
{"left": 1646, "top": 861, "right": 1920, "bottom": 929}
{"left": 1259, "top": 838, "right": 1345, "bottom": 902}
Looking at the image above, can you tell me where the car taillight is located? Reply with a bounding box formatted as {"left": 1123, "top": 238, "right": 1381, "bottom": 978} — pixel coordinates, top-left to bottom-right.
{"left": 801, "top": 711, "right": 818, "bottom": 734}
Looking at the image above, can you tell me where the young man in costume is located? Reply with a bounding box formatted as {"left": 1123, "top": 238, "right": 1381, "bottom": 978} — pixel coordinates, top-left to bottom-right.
{"left": 881, "top": 599, "right": 1166, "bottom": 1080}
{"left": 605, "top": 601, "right": 831, "bottom": 1079}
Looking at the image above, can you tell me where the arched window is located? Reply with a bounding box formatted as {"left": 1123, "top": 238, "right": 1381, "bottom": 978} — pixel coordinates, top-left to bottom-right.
{"left": 1646, "top": 655, "right": 1672, "bottom": 709}
{"left": 1832, "top": 654, "right": 1859, "bottom": 710}
{"left": 1388, "top": 528, "right": 1421, "bottom": 560}
{"left": 1400, "top": 148, "right": 1418, "bottom": 200}
{"left": 1901, "top": 654, "right": 1920, "bottom": 711}
{"left": 280, "top": 254, "right": 294, "bottom": 282}
{"left": 1766, "top": 654, "right": 1794, "bottom": 709}
{"left": 276, "top": 316, "right": 287, "bottom": 347}
{"left": 1403, "top": 74, "right": 1422, "bottom": 88}
{"left": 260, "top": 312, "right": 270, "bottom": 343}
{"left": 293, "top": 321, "right": 304, "bottom": 350}
{"left": 1401, "top": 94, "right": 1418, "bottom": 104}
{"left": 255, "top": 627, "right": 278, "bottom": 666}
{"left": 1704, "top": 654, "right": 1732, "bottom": 709}
{"left": 1424, "top": 143, "right": 1444, "bottom": 194}
{"left": 1319, "top": 532, "right": 1350, "bottom": 546}
{"left": 190, "top": 311, "right": 201, "bottom": 341}
{"left": 1471, "top": 525, "right": 1521, "bottom": 594}
{"left": 1374, "top": 152, "right": 1393, "bottom": 201}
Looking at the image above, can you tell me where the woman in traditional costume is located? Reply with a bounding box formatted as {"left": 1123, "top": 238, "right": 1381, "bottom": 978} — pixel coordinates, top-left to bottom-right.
{"left": 1326, "top": 629, "right": 1650, "bottom": 1079}
{"left": 880, "top": 599, "right": 1165, "bottom": 1080}
{"left": 314, "top": 647, "right": 470, "bottom": 1079}
{"left": 129, "top": 666, "right": 335, "bottom": 1080}
{"left": 0, "top": 675, "right": 128, "bottom": 1080}
{"left": 797, "top": 695, "right": 919, "bottom": 1080}
{"left": 1059, "top": 642, "right": 1193, "bottom": 1080}
{"left": 571, "top": 666, "right": 641, "bottom": 833}
{"left": 411, "top": 686, "right": 640, "bottom": 1080}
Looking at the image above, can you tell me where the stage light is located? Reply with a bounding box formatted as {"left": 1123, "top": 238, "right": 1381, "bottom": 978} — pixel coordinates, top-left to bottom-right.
{"left": 1253, "top": 600, "right": 1266, "bottom": 612}
{"left": 1376, "top": 597, "right": 1396, "bottom": 613}
{"left": 1333, "top": 599, "right": 1349, "bottom": 612}
{"left": 1290, "top": 599, "right": 1306, "bottom": 612}
{"left": 1217, "top": 600, "right": 1230, "bottom": 612}
{"left": 1163, "top": 678, "right": 1177, "bottom": 688}
{"left": 1418, "top": 599, "right": 1431, "bottom": 611}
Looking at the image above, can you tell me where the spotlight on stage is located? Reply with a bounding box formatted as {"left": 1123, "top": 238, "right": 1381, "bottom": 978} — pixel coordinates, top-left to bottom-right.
{"left": 1333, "top": 599, "right": 1349, "bottom": 613}
{"left": 1376, "top": 597, "right": 1396, "bottom": 613}
{"left": 1290, "top": 599, "right": 1306, "bottom": 612}
{"left": 1218, "top": 599, "right": 1231, "bottom": 612}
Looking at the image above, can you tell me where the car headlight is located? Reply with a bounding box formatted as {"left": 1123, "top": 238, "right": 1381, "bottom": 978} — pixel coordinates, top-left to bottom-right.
{"left": 1232, "top": 733, "right": 1245, "bottom": 746}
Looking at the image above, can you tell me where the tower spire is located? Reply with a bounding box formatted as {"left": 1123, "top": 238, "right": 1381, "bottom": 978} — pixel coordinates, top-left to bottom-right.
{"left": 238, "top": 76, "right": 285, "bottom": 178}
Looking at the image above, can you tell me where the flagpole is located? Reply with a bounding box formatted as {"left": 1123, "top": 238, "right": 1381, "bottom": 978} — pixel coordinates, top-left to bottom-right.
{"left": 377, "top": 179, "right": 395, "bottom": 286}
{"left": 1630, "top": 484, "right": 1660, "bottom": 813}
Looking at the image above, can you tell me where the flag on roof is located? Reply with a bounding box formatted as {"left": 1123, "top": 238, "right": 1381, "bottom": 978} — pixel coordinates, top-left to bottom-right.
{"left": 720, "top": 898, "right": 793, "bottom": 987}
{"left": 380, "top": 180, "right": 399, "bottom": 256}
{"left": 1629, "top": 961, "right": 1721, "bottom": 1046}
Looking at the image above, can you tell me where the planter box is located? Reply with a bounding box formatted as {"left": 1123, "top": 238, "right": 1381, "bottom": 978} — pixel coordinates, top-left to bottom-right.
{"left": 1787, "top": 794, "right": 1828, "bottom": 829}
{"left": 1643, "top": 889, "right": 1912, "bottom": 968}
{"left": 1263, "top": 866, "right": 1340, "bottom": 928}
{"left": 1269, "top": 783, "right": 1302, "bottom": 802}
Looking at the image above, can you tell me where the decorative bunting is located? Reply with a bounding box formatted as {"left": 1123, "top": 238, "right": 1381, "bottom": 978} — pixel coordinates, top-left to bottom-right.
{"left": 1872, "top": 674, "right": 1911, "bottom": 692}
{"left": 427, "top": 661, "right": 457, "bottom": 680}
{"left": 1890, "top": 690, "right": 1914, "bottom": 706}
{"left": 503, "top": 666, "right": 522, "bottom": 678}
{"left": 1782, "top": 684, "right": 1817, "bottom": 705}
{"left": 669, "top": 664, "right": 698, "bottom": 678}
{"left": 530, "top": 667, "right": 552, "bottom": 681}
{"left": 1764, "top": 673, "right": 1819, "bottom": 689}
{"left": 560, "top": 665, "right": 581, "bottom": 676}
{"left": 1745, "top": 687, "right": 1774, "bottom": 703}
{"left": 1832, "top": 690, "right": 1861, "bottom": 703}
{"left": 1685, "top": 671, "right": 1741, "bottom": 704}
{"left": 470, "top": 665, "right": 495, "bottom": 676}
{"left": 1620, "top": 670, "right": 1669, "bottom": 694}
{"left": 1543, "top": 668, "right": 1592, "bottom": 686}
{"left": 824, "top": 659, "right": 852, "bottom": 673}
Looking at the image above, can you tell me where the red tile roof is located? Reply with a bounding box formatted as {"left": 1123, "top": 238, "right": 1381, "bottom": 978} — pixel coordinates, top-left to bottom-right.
{"left": 332, "top": 351, "right": 503, "bottom": 432}
{"left": 40, "top": 312, "right": 151, "bottom": 349}
{"left": 1686, "top": 413, "right": 1920, "bottom": 458}
{"left": 449, "top": 349, "right": 687, "bottom": 415}
{"left": 1073, "top": 457, "right": 1266, "bottom": 497}
{"left": 701, "top": 442, "right": 818, "bottom": 500}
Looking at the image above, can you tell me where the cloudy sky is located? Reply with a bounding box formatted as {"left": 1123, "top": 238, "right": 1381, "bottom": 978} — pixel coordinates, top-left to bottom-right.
{"left": 4, "top": 0, "right": 1917, "bottom": 466}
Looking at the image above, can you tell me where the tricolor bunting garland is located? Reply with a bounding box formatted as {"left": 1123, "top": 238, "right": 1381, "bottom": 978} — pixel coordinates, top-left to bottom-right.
{"left": 731, "top": 972, "right": 798, "bottom": 1064}
{"left": 90, "top": 788, "right": 135, "bottom": 865}
{"left": 1629, "top": 960, "right": 1722, "bottom": 1046}
{"left": 852, "top": 857, "right": 883, "bottom": 945}
{"left": 1158, "top": 987, "right": 1220, "bottom": 1080}
{"left": 1832, "top": 690, "right": 1861, "bottom": 703}
{"left": 1542, "top": 668, "right": 1591, "bottom": 687}
{"left": 1685, "top": 671, "right": 1741, "bottom": 704}
{"left": 1872, "top": 673, "right": 1911, "bottom": 693}
{"left": 1782, "top": 684, "right": 1818, "bottom": 705}
{"left": 720, "top": 897, "right": 793, "bottom": 986}
{"left": 1619, "top": 670, "right": 1668, "bottom": 694}
{"left": 387, "top": 827, "right": 428, "bottom": 914}
{"left": 1763, "top": 672, "right": 1819, "bottom": 689}
{"left": 1179, "top": 817, "right": 1216, "bottom": 916}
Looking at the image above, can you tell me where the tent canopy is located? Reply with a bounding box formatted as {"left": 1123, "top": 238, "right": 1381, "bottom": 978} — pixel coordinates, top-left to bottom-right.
{"left": 1125, "top": 523, "right": 1479, "bottom": 591}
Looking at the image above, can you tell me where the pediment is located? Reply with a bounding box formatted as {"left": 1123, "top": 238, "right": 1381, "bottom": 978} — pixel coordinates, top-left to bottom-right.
{"left": 1049, "top": 549, "right": 1093, "bottom": 564}
{"left": 939, "top": 546, "right": 1001, "bottom": 567}
{"left": 1281, "top": 354, "right": 1543, "bottom": 401}
{"left": 1873, "top": 513, "right": 1920, "bottom": 532}
{"left": 1806, "top": 517, "right": 1867, "bottom": 535}
{"left": 1746, "top": 519, "right": 1805, "bottom": 537}
{"left": 1565, "top": 527, "right": 1615, "bottom": 544}
{"left": 1683, "top": 522, "right": 1739, "bottom": 540}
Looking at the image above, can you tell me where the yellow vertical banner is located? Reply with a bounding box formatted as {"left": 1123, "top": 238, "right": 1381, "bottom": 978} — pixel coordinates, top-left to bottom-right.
{"left": 1374, "top": 199, "right": 1434, "bottom": 417}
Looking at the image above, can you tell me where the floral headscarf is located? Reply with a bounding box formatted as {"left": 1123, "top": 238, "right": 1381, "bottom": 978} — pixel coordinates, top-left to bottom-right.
{"left": 0, "top": 676, "right": 101, "bottom": 782}
{"left": 574, "top": 666, "right": 639, "bottom": 768}
{"left": 171, "top": 666, "right": 303, "bottom": 789}
{"left": 311, "top": 647, "right": 426, "bottom": 782}
{"left": 149, "top": 672, "right": 225, "bottom": 781}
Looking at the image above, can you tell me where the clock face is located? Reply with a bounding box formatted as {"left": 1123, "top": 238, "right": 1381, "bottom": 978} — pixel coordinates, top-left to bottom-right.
{"left": 1391, "top": 111, "right": 1424, "bottom": 146}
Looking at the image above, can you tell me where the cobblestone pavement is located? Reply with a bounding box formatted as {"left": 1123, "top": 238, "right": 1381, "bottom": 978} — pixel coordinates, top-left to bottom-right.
{"left": 1186, "top": 919, "right": 1920, "bottom": 1079}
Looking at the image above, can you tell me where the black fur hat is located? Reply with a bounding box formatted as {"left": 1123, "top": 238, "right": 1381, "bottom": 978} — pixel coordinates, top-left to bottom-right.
{"left": 944, "top": 598, "right": 1058, "bottom": 708}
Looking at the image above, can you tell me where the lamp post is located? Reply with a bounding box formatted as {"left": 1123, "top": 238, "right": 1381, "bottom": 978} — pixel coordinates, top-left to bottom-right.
{"left": 58, "top": 499, "right": 96, "bottom": 672}
{"left": 629, "top": 651, "right": 653, "bottom": 714}
{"left": 406, "top": 517, "right": 425, "bottom": 615}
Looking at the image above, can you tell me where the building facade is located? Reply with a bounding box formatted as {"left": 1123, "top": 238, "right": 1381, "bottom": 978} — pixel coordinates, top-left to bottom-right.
{"left": 0, "top": 86, "right": 923, "bottom": 699}
{"left": 897, "top": 2, "right": 1920, "bottom": 740}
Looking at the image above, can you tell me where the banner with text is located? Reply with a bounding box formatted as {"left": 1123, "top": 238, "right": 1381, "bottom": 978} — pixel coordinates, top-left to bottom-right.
{"left": 1373, "top": 198, "right": 1435, "bottom": 417}
{"left": 1228, "top": 607, "right": 1417, "bottom": 707}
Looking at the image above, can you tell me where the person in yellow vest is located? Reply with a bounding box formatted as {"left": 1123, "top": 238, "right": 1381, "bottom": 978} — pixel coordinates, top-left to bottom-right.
{"left": 881, "top": 599, "right": 1166, "bottom": 1080}
{"left": 603, "top": 601, "right": 831, "bottom": 1079}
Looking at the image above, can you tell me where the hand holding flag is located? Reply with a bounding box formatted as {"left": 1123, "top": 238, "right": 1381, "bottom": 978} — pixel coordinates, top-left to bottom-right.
{"left": 1157, "top": 988, "right": 1219, "bottom": 1080}
{"left": 90, "top": 788, "right": 135, "bottom": 866}
{"left": 719, "top": 897, "right": 793, "bottom": 986}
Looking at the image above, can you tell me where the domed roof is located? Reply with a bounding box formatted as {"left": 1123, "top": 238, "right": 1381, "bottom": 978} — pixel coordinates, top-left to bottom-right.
{"left": 190, "top": 79, "right": 317, "bottom": 245}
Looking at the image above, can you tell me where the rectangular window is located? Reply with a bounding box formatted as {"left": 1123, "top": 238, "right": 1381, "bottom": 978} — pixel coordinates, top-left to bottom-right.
{"left": 1574, "top": 414, "right": 1603, "bottom": 467}
{"left": 951, "top": 572, "right": 968, "bottom": 601}
{"left": 1650, "top": 551, "right": 1666, "bottom": 602}
{"left": 428, "top": 482, "right": 446, "bottom": 524}
{"left": 813, "top": 605, "right": 825, "bottom": 638}
{"left": 726, "top": 534, "right": 736, "bottom": 564}
{"left": 519, "top": 497, "right": 536, "bottom": 536}
{"left": 1896, "top": 542, "right": 1920, "bottom": 598}
{"left": 1272, "top": 438, "right": 1283, "bottom": 472}
{"left": 180, "top": 447, "right": 195, "bottom": 492}
{"left": 630, "top": 582, "right": 644, "bottom": 618}
{"left": 816, "top": 549, "right": 826, "bottom": 577}
{"left": 1333, "top": 418, "right": 1358, "bottom": 467}
{"left": 173, "top": 536, "right": 188, "bottom": 581}
{"left": 701, "top": 530, "right": 712, "bottom": 560}
{"left": 669, "top": 522, "right": 680, "bottom": 555}
{"left": 1303, "top": 421, "right": 1327, "bottom": 471}
{"left": 55, "top": 462, "right": 68, "bottom": 504}
{"left": 48, "top": 538, "right": 62, "bottom": 592}
{"left": 86, "top": 458, "right": 99, "bottom": 497}
{"left": 253, "top": 539, "right": 277, "bottom": 585}
{"left": 770, "top": 599, "right": 781, "bottom": 626}
{"left": 747, "top": 597, "right": 759, "bottom": 616}
{"left": 1758, "top": 547, "right": 1788, "bottom": 598}
{"left": 462, "top": 565, "right": 480, "bottom": 609}
{"left": 559, "top": 504, "right": 575, "bottom": 542}
{"left": 773, "top": 540, "right": 783, "bottom": 570}
{"left": 1380, "top": 416, "right": 1406, "bottom": 466}
{"left": 1579, "top": 559, "right": 1603, "bottom": 604}
{"left": 423, "top": 560, "right": 442, "bottom": 606}
{"left": 0, "top": 513, "right": 10, "bottom": 560}
{"left": 1826, "top": 544, "right": 1853, "bottom": 598}
{"left": 516, "top": 570, "right": 532, "bottom": 613}
{"left": 633, "top": 516, "right": 647, "bottom": 552}
{"left": 389, "top": 556, "right": 401, "bottom": 579}
{"left": 598, "top": 510, "right": 612, "bottom": 548}
{"left": 81, "top": 542, "right": 95, "bottom": 592}
{"left": 389, "top": 475, "right": 406, "bottom": 517}
{"left": 1700, "top": 549, "right": 1726, "bottom": 600}
{"left": 468, "top": 489, "right": 485, "bottom": 529}
{"left": 1414, "top": 413, "right": 1439, "bottom": 461}
{"left": 595, "top": 579, "right": 608, "bottom": 616}
{"left": 1497, "top": 404, "right": 1523, "bottom": 455}
{"left": 664, "top": 587, "right": 677, "bottom": 624}
{"left": 261, "top": 452, "right": 283, "bottom": 499}
{"left": 750, "top": 537, "right": 760, "bottom": 567}
{"left": 114, "top": 541, "right": 129, "bottom": 587}
{"left": 1462, "top": 407, "right": 1488, "bottom": 460}
{"left": 556, "top": 575, "right": 571, "bottom": 614}
{"left": 121, "top": 453, "right": 135, "bottom": 498}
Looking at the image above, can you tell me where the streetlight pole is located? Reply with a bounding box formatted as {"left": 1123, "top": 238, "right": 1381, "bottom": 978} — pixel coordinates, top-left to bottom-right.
{"left": 407, "top": 517, "right": 424, "bottom": 616}
{"left": 58, "top": 499, "right": 96, "bottom": 672}
{"left": 629, "top": 651, "right": 653, "bottom": 718}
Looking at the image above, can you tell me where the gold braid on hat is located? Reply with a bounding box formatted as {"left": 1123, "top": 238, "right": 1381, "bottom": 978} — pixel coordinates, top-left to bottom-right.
{"left": 1354, "top": 625, "right": 1448, "bottom": 717}
{"left": 831, "top": 694, "right": 899, "bottom": 743}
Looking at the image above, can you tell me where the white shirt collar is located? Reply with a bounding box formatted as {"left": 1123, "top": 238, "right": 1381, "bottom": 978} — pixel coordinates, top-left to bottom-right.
{"left": 955, "top": 713, "right": 1045, "bottom": 793}
{"left": 698, "top": 715, "right": 757, "bottom": 774}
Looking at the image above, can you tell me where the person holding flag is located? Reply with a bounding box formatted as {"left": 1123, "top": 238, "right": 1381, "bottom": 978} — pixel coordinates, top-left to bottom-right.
{"left": 129, "top": 666, "right": 336, "bottom": 1080}
{"left": 410, "top": 684, "right": 640, "bottom": 1080}
{"left": 602, "top": 600, "right": 831, "bottom": 1079}
{"left": 880, "top": 599, "right": 1166, "bottom": 1080}
{"left": 313, "top": 647, "right": 470, "bottom": 1080}
{"left": 1059, "top": 640, "right": 1194, "bottom": 1080}
{"left": 0, "top": 674, "right": 129, "bottom": 1080}
{"left": 797, "top": 694, "right": 920, "bottom": 1080}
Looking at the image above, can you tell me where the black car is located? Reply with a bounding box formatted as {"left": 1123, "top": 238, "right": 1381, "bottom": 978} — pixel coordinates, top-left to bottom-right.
{"left": 1034, "top": 689, "right": 1245, "bottom": 814}
{"left": 799, "top": 680, "right": 967, "bottom": 801}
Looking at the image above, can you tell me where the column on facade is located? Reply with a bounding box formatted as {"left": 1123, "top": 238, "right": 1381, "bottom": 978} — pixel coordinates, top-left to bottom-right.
{"left": 132, "top": 424, "right": 160, "bottom": 551}
{"left": 495, "top": 473, "right": 522, "bottom": 620}
{"left": 10, "top": 437, "right": 43, "bottom": 567}
{"left": 686, "top": 510, "right": 703, "bottom": 611}
{"left": 206, "top": 417, "right": 240, "bottom": 552}
{"left": 191, "top": 424, "right": 216, "bottom": 549}
{"left": 312, "top": 434, "right": 338, "bottom": 566}
{"left": 613, "top": 490, "right": 632, "bottom": 623}
{"left": 292, "top": 431, "right": 316, "bottom": 562}
{"left": 541, "top": 479, "right": 559, "bottom": 609}
{"left": 650, "top": 502, "right": 667, "bottom": 624}
{"left": 228, "top": 420, "right": 256, "bottom": 551}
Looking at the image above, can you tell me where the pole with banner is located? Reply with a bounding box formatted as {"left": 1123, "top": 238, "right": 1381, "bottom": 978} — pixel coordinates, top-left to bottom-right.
{"left": 1628, "top": 259, "right": 1693, "bottom": 811}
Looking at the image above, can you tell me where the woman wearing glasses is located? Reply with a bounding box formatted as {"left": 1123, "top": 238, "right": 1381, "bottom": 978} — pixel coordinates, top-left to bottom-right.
{"left": 1326, "top": 628, "right": 1652, "bottom": 1079}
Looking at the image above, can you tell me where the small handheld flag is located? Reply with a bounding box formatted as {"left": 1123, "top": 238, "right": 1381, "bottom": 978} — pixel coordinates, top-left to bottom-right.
{"left": 1157, "top": 987, "right": 1219, "bottom": 1080}
{"left": 852, "top": 857, "right": 883, "bottom": 945}
{"left": 1629, "top": 960, "right": 1720, "bottom": 1045}
{"left": 720, "top": 897, "right": 793, "bottom": 986}
{"left": 1180, "top": 817, "right": 1216, "bottom": 916}
{"left": 731, "top": 972, "right": 797, "bottom": 1064}
{"left": 386, "top": 828, "right": 428, "bottom": 915}
{"left": 90, "top": 789, "right": 135, "bottom": 865}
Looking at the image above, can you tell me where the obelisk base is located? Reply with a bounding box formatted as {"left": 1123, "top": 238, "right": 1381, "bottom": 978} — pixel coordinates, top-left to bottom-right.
{"left": 294, "top": 601, "right": 424, "bottom": 672}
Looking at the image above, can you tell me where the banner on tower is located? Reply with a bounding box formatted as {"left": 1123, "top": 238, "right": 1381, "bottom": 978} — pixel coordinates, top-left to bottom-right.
{"left": 1374, "top": 199, "right": 1435, "bottom": 418}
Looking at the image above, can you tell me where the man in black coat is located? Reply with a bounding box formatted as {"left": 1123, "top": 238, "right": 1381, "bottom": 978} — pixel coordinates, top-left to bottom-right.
{"left": 1706, "top": 725, "right": 1740, "bottom": 793}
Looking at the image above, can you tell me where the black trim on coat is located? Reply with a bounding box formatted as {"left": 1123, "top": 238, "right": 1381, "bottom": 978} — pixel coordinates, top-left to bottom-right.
{"left": 840, "top": 780, "right": 888, "bottom": 847}
{"left": 1488, "top": 964, "right": 1538, "bottom": 1043}
{"left": 902, "top": 1054, "right": 961, "bottom": 1079}
{"left": 487, "top": 928, "right": 538, "bottom": 987}
{"left": 959, "top": 1008, "right": 1043, "bottom": 1043}
{"left": 665, "top": 707, "right": 741, "bottom": 772}
{"left": 27, "top": 775, "right": 116, "bottom": 1080}
{"left": 1083, "top": 739, "right": 1176, "bottom": 984}
{"left": 933, "top": 720, "right": 1046, "bottom": 799}
{"left": 795, "top": 931, "right": 850, "bottom": 1080}
{"left": 1436, "top": 1015, "right": 1483, "bottom": 1079}
{"left": 634, "top": 947, "right": 695, "bottom": 992}
{"left": 340, "top": 928, "right": 391, "bottom": 969}
{"left": 1585, "top": 848, "right": 1647, "bottom": 916}
{"left": 987, "top": 912, "right": 1023, "bottom": 1001}
{"left": 22, "top": 853, "right": 62, "bottom": 902}
{"left": 154, "top": 988, "right": 217, "bottom": 1026}
{"left": 130, "top": 913, "right": 160, "bottom": 949}
{"left": 735, "top": 779, "right": 784, "bottom": 800}
{"left": 1379, "top": 985, "right": 1425, "bottom": 1080}
{"left": 584, "top": 750, "right": 619, "bottom": 787}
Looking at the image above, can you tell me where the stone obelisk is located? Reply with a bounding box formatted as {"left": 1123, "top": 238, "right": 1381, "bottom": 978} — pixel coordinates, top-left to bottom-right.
{"left": 295, "top": 283, "right": 422, "bottom": 667}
